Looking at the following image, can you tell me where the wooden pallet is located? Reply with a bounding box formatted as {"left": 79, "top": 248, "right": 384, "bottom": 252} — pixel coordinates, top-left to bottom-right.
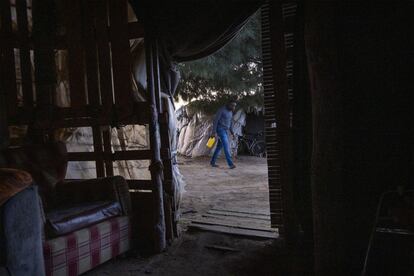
{"left": 188, "top": 207, "right": 279, "bottom": 239}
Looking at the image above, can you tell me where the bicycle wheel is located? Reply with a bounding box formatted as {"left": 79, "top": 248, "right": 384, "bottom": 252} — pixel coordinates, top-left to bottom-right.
{"left": 251, "top": 140, "right": 266, "bottom": 157}
{"left": 237, "top": 139, "right": 249, "bottom": 155}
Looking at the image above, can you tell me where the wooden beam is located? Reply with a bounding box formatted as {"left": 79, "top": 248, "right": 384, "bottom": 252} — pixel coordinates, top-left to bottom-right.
{"left": 82, "top": 0, "right": 104, "bottom": 177}
{"left": 8, "top": 103, "right": 148, "bottom": 122}
{"left": 102, "top": 128, "right": 114, "bottom": 176}
{"left": 9, "top": 111, "right": 149, "bottom": 128}
{"left": 83, "top": 0, "right": 100, "bottom": 106}
{"left": 304, "top": 1, "right": 346, "bottom": 273}
{"left": 0, "top": 62, "right": 9, "bottom": 148}
{"left": 91, "top": 126, "right": 105, "bottom": 177}
{"left": 5, "top": 22, "right": 144, "bottom": 52}
{"left": 127, "top": 179, "right": 152, "bottom": 190}
{"left": 112, "top": 150, "right": 152, "bottom": 160}
{"left": 95, "top": 0, "right": 114, "bottom": 111}
{"left": 145, "top": 36, "right": 166, "bottom": 252}
{"left": 16, "top": 0, "right": 34, "bottom": 107}
{"left": 0, "top": 0, "right": 18, "bottom": 116}
{"left": 152, "top": 41, "right": 162, "bottom": 113}
{"left": 188, "top": 223, "right": 279, "bottom": 239}
{"left": 32, "top": 0, "right": 56, "bottom": 107}
{"left": 63, "top": 0, "right": 86, "bottom": 107}
{"left": 67, "top": 150, "right": 152, "bottom": 161}
{"left": 160, "top": 110, "right": 175, "bottom": 241}
{"left": 108, "top": 0, "right": 133, "bottom": 118}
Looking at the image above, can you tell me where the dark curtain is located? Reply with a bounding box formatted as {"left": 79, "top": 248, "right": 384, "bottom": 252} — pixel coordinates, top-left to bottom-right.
{"left": 129, "top": 0, "right": 262, "bottom": 96}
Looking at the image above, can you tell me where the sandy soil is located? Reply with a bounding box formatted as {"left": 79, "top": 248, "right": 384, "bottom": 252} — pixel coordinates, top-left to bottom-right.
{"left": 85, "top": 156, "right": 292, "bottom": 276}
{"left": 179, "top": 155, "right": 270, "bottom": 224}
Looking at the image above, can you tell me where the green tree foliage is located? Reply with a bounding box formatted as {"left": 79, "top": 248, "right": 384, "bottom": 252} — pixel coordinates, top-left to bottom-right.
{"left": 176, "top": 12, "right": 262, "bottom": 113}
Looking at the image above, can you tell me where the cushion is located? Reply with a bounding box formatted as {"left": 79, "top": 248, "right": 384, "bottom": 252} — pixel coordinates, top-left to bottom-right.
{"left": 0, "top": 142, "right": 68, "bottom": 209}
{"left": 45, "top": 201, "right": 122, "bottom": 237}
{"left": 0, "top": 168, "right": 33, "bottom": 206}
{"left": 43, "top": 216, "right": 130, "bottom": 276}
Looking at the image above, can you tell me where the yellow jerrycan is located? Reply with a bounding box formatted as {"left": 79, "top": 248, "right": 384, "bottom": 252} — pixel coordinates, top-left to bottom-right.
{"left": 206, "top": 137, "right": 216, "bottom": 148}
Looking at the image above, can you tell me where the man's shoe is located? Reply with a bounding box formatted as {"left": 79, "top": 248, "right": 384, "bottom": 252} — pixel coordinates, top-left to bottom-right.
{"left": 229, "top": 165, "right": 236, "bottom": 169}
{"left": 211, "top": 164, "right": 219, "bottom": 168}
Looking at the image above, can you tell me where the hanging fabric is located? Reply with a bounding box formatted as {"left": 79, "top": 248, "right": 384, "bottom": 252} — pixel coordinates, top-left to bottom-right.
{"left": 129, "top": 0, "right": 263, "bottom": 96}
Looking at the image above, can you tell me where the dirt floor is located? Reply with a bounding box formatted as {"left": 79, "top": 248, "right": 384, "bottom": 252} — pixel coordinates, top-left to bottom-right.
{"left": 178, "top": 155, "right": 271, "bottom": 225}
{"left": 85, "top": 156, "right": 295, "bottom": 276}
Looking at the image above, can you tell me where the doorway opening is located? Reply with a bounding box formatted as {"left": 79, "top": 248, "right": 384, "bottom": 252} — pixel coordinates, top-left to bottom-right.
{"left": 173, "top": 10, "right": 275, "bottom": 239}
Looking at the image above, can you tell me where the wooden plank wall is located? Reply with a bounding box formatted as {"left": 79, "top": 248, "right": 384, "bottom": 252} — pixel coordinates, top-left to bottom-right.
{"left": 261, "top": 0, "right": 299, "bottom": 241}
{"left": 1, "top": 0, "right": 179, "bottom": 252}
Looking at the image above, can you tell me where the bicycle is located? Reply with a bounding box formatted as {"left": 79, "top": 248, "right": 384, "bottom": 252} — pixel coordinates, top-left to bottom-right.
{"left": 237, "top": 132, "right": 266, "bottom": 157}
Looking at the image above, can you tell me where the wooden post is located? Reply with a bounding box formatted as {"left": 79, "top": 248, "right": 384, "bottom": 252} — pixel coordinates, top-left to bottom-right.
{"left": 160, "top": 110, "right": 176, "bottom": 241}
{"left": 95, "top": 0, "right": 114, "bottom": 177}
{"left": 304, "top": 1, "right": 345, "bottom": 275}
{"left": 0, "top": 69, "right": 9, "bottom": 149}
{"left": 152, "top": 41, "right": 162, "bottom": 114}
{"left": 108, "top": 0, "right": 133, "bottom": 118}
{"left": 16, "top": 0, "right": 34, "bottom": 107}
{"left": 0, "top": 0, "right": 18, "bottom": 117}
{"left": 63, "top": 0, "right": 86, "bottom": 107}
{"left": 31, "top": 0, "right": 57, "bottom": 142}
{"left": 291, "top": 0, "right": 314, "bottom": 249}
{"left": 145, "top": 36, "right": 166, "bottom": 252}
{"left": 32, "top": 0, "right": 56, "bottom": 107}
{"left": 82, "top": 0, "right": 105, "bottom": 177}
{"left": 0, "top": 0, "right": 11, "bottom": 148}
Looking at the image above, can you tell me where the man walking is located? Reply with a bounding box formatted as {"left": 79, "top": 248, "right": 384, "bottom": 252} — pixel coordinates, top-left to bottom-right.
{"left": 210, "top": 100, "right": 237, "bottom": 169}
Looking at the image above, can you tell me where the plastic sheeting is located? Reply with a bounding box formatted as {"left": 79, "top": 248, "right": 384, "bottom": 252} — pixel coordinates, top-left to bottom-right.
{"left": 65, "top": 100, "right": 186, "bottom": 212}
{"left": 166, "top": 100, "right": 186, "bottom": 211}
{"left": 176, "top": 106, "right": 246, "bottom": 158}
{"left": 65, "top": 126, "right": 151, "bottom": 180}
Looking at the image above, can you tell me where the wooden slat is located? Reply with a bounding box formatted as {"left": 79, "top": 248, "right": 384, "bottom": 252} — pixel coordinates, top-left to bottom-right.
{"left": 95, "top": 0, "right": 114, "bottom": 110}
{"left": 262, "top": 3, "right": 283, "bottom": 230}
{"left": 9, "top": 102, "right": 149, "bottom": 124}
{"left": 208, "top": 209, "right": 270, "bottom": 219}
{"left": 68, "top": 149, "right": 153, "bottom": 162}
{"left": 0, "top": 0, "right": 18, "bottom": 115}
{"left": 16, "top": 0, "right": 33, "bottom": 107}
{"left": 9, "top": 112, "right": 149, "bottom": 128}
{"left": 94, "top": 0, "right": 115, "bottom": 177}
{"left": 108, "top": 0, "right": 133, "bottom": 118}
{"left": 152, "top": 41, "right": 162, "bottom": 113}
{"left": 63, "top": 0, "right": 86, "bottom": 107}
{"left": 262, "top": 1, "right": 298, "bottom": 236}
{"left": 211, "top": 207, "right": 271, "bottom": 216}
{"left": 264, "top": 0, "right": 298, "bottom": 243}
{"left": 201, "top": 214, "right": 272, "bottom": 228}
{"left": 6, "top": 22, "right": 144, "bottom": 52}
{"left": 81, "top": 0, "right": 104, "bottom": 176}
{"left": 127, "top": 179, "right": 152, "bottom": 190}
{"left": 112, "top": 150, "right": 152, "bottom": 160}
{"left": 159, "top": 110, "right": 177, "bottom": 240}
{"left": 189, "top": 223, "right": 279, "bottom": 239}
{"left": 190, "top": 218, "right": 277, "bottom": 232}
{"left": 67, "top": 152, "right": 101, "bottom": 161}
{"left": 102, "top": 128, "right": 114, "bottom": 176}
{"left": 92, "top": 126, "right": 105, "bottom": 177}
